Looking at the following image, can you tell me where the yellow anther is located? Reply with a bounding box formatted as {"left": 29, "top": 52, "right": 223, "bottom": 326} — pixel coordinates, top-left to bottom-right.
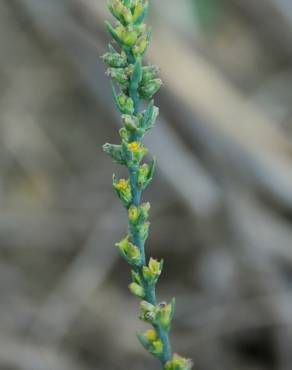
{"left": 116, "top": 179, "right": 128, "bottom": 191}
{"left": 144, "top": 329, "right": 157, "bottom": 341}
{"left": 128, "top": 141, "right": 140, "bottom": 152}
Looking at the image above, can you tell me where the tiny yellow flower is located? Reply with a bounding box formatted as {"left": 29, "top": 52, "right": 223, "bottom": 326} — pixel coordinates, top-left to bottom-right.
{"left": 116, "top": 179, "right": 128, "bottom": 191}
{"left": 128, "top": 141, "right": 140, "bottom": 152}
{"left": 128, "top": 205, "right": 140, "bottom": 223}
{"left": 144, "top": 329, "right": 157, "bottom": 342}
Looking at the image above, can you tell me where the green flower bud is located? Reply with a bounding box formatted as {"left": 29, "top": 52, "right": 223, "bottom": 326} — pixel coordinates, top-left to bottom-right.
{"left": 123, "top": 29, "right": 139, "bottom": 46}
{"left": 108, "top": 0, "right": 133, "bottom": 25}
{"left": 149, "top": 257, "right": 162, "bottom": 274}
{"left": 142, "top": 65, "right": 159, "bottom": 84}
{"left": 125, "top": 63, "right": 134, "bottom": 77}
{"left": 128, "top": 203, "right": 150, "bottom": 229}
{"left": 129, "top": 282, "right": 145, "bottom": 298}
{"left": 136, "top": 22, "right": 147, "bottom": 35}
{"left": 119, "top": 126, "right": 145, "bottom": 143}
{"left": 133, "top": 35, "right": 149, "bottom": 57}
{"left": 128, "top": 205, "right": 140, "bottom": 224}
{"left": 137, "top": 221, "right": 150, "bottom": 242}
{"left": 151, "top": 339, "right": 164, "bottom": 357}
{"left": 106, "top": 68, "right": 129, "bottom": 88}
{"left": 132, "top": 1, "right": 148, "bottom": 24}
{"left": 115, "top": 24, "right": 138, "bottom": 46}
{"left": 119, "top": 127, "right": 131, "bottom": 142}
{"left": 115, "top": 235, "right": 142, "bottom": 266}
{"left": 157, "top": 298, "right": 176, "bottom": 332}
{"left": 165, "top": 354, "right": 193, "bottom": 370}
{"left": 122, "top": 114, "right": 139, "bottom": 130}
{"left": 121, "top": 114, "right": 146, "bottom": 140}
{"left": 139, "top": 300, "right": 157, "bottom": 323}
{"left": 137, "top": 157, "right": 156, "bottom": 190}
{"left": 121, "top": 8, "right": 133, "bottom": 24}
{"left": 137, "top": 163, "right": 149, "bottom": 186}
{"left": 137, "top": 332, "right": 164, "bottom": 358}
{"left": 118, "top": 94, "right": 135, "bottom": 115}
{"left": 113, "top": 176, "right": 132, "bottom": 207}
{"left": 142, "top": 257, "right": 163, "bottom": 284}
{"left": 102, "top": 51, "right": 127, "bottom": 68}
{"left": 103, "top": 143, "right": 126, "bottom": 165}
{"left": 139, "top": 78, "right": 162, "bottom": 99}
{"left": 139, "top": 202, "right": 150, "bottom": 221}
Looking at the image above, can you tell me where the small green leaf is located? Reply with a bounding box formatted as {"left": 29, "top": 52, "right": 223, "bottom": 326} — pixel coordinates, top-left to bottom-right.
{"left": 137, "top": 332, "right": 151, "bottom": 351}
{"left": 103, "top": 143, "right": 126, "bottom": 165}
{"left": 130, "top": 58, "right": 143, "bottom": 90}
{"left": 147, "top": 157, "right": 157, "bottom": 182}
{"left": 131, "top": 270, "right": 142, "bottom": 285}
{"left": 110, "top": 81, "right": 122, "bottom": 112}
{"left": 137, "top": 157, "right": 156, "bottom": 190}
{"left": 108, "top": 43, "right": 117, "bottom": 53}
{"left": 105, "top": 21, "right": 123, "bottom": 45}
{"left": 143, "top": 105, "right": 159, "bottom": 131}
{"left": 141, "top": 100, "right": 154, "bottom": 127}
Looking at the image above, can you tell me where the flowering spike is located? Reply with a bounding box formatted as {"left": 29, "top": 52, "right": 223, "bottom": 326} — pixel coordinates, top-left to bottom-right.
{"left": 102, "top": 0, "right": 192, "bottom": 368}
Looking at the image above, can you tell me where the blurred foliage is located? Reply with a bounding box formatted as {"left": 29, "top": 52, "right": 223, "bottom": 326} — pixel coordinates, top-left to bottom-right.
{"left": 191, "top": 0, "right": 222, "bottom": 30}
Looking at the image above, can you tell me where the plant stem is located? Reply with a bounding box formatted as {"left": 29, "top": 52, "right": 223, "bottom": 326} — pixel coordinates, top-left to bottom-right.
{"left": 127, "top": 55, "right": 172, "bottom": 368}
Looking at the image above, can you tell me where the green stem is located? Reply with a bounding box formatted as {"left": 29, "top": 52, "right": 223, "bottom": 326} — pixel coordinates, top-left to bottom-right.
{"left": 129, "top": 176, "right": 172, "bottom": 366}
{"left": 127, "top": 55, "right": 172, "bottom": 367}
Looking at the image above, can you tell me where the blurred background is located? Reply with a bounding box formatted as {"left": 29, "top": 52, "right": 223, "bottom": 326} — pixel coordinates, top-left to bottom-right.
{"left": 1, "top": 0, "right": 292, "bottom": 369}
